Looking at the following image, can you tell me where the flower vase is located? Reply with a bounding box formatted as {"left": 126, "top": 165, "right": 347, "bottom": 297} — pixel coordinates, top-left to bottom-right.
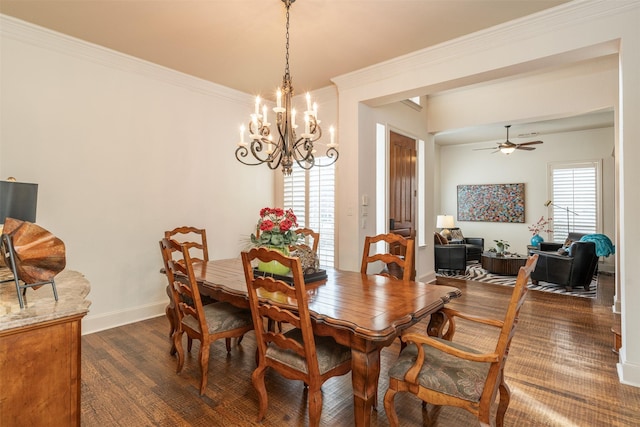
{"left": 258, "top": 246, "right": 291, "bottom": 276}
{"left": 530, "top": 234, "right": 544, "bottom": 248}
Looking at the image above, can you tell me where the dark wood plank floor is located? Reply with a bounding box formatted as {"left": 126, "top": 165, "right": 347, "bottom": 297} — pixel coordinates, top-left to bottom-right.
{"left": 81, "top": 273, "right": 640, "bottom": 426}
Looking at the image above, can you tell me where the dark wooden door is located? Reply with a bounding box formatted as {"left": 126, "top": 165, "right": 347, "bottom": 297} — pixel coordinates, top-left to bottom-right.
{"left": 389, "top": 130, "right": 416, "bottom": 278}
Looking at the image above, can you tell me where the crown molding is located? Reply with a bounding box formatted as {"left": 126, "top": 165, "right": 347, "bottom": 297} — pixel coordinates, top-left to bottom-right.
{"left": 331, "top": 0, "right": 636, "bottom": 93}
{"left": 0, "top": 14, "right": 253, "bottom": 105}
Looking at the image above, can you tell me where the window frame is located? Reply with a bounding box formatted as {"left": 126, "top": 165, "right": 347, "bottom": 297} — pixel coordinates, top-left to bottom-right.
{"left": 282, "top": 159, "right": 336, "bottom": 267}
{"left": 547, "top": 160, "right": 602, "bottom": 243}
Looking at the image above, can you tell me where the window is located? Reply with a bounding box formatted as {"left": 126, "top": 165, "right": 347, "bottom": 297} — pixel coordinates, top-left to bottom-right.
{"left": 283, "top": 159, "right": 335, "bottom": 267}
{"left": 548, "top": 161, "right": 600, "bottom": 243}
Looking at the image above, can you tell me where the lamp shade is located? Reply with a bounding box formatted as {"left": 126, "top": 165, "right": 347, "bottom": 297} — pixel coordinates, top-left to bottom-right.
{"left": 436, "top": 215, "right": 455, "bottom": 229}
{"left": 0, "top": 180, "right": 38, "bottom": 224}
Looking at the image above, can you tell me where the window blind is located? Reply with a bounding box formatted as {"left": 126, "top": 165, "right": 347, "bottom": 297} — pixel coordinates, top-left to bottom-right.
{"left": 283, "top": 159, "right": 335, "bottom": 267}
{"left": 550, "top": 162, "right": 598, "bottom": 243}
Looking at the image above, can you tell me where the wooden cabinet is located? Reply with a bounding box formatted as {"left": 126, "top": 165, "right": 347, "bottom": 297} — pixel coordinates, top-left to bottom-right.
{"left": 0, "top": 269, "right": 90, "bottom": 427}
{"left": 0, "top": 315, "right": 84, "bottom": 426}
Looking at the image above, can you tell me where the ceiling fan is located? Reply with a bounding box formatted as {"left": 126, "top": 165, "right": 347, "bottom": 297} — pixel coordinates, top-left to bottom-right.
{"left": 474, "top": 125, "right": 543, "bottom": 154}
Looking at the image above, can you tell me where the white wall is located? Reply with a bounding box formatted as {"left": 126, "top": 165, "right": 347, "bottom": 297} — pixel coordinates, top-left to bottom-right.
{"left": 0, "top": 17, "right": 274, "bottom": 333}
{"left": 439, "top": 127, "right": 615, "bottom": 261}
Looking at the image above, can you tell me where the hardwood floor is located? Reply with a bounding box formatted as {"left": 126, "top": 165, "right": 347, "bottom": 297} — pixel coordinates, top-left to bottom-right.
{"left": 81, "top": 273, "right": 640, "bottom": 426}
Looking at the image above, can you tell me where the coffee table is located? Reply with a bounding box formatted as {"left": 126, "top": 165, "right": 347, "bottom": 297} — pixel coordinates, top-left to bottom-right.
{"left": 481, "top": 251, "right": 528, "bottom": 275}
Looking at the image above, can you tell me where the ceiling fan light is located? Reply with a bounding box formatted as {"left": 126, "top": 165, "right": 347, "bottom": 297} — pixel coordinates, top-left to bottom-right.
{"left": 500, "top": 146, "right": 516, "bottom": 154}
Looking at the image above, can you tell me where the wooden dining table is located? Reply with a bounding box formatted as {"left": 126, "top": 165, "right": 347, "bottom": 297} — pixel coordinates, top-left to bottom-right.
{"left": 179, "top": 258, "right": 461, "bottom": 427}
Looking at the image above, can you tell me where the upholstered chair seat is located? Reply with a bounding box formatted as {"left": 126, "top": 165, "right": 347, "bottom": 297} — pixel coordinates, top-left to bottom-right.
{"left": 266, "top": 328, "right": 352, "bottom": 375}
{"left": 388, "top": 338, "right": 490, "bottom": 402}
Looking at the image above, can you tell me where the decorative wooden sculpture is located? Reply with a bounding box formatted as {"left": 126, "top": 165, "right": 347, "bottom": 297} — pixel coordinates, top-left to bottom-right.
{"left": 1, "top": 217, "right": 66, "bottom": 286}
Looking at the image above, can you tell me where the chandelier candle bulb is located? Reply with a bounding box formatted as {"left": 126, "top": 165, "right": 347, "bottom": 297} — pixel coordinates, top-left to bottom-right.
{"left": 306, "top": 92, "right": 311, "bottom": 111}
{"left": 313, "top": 102, "right": 318, "bottom": 119}
{"left": 255, "top": 96, "right": 260, "bottom": 116}
{"left": 304, "top": 114, "right": 310, "bottom": 135}
{"left": 239, "top": 125, "right": 246, "bottom": 146}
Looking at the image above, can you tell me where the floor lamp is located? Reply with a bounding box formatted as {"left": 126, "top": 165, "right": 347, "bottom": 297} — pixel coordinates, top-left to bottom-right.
{"left": 545, "top": 200, "right": 578, "bottom": 234}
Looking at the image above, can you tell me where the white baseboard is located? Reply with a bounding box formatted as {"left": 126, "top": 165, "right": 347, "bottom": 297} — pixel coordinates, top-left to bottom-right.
{"left": 81, "top": 301, "right": 166, "bottom": 335}
{"left": 617, "top": 357, "right": 640, "bottom": 388}
{"left": 420, "top": 271, "right": 437, "bottom": 284}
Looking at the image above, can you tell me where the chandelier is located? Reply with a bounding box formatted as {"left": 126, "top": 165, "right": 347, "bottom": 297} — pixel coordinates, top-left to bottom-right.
{"left": 235, "top": 0, "right": 339, "bottom": 175}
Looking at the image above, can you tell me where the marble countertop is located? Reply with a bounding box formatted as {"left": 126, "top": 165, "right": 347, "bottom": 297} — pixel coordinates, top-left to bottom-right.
{"left": 0, "top": 268, "right": 91, "bottom": 332}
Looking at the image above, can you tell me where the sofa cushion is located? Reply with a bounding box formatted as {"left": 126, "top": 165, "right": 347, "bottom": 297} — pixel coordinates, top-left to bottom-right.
{"left": 434, "top": 233, "right": 448, "bottom": 245}
{"left": 450, "top": 228, "right": 464, "bottom": 241}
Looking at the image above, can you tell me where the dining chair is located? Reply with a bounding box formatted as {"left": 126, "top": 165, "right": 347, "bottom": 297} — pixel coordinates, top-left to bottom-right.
{"left": 383, "top": 254, "right": 539, "bottom": 427}
{"left": 162, "top": 226, "right": 210, "bottom": 343}
{"left": 241, "top": 247, "right": 352, "bottom": 427}
{"left": 159, "top": 238, "right": 253, "bottom": 395}
{"left": 294, "top": 227, "right": 320, "bottom": 253}
{"left": 164, "top": 226, "right": 209, "bottom": 263}
{"left": 360, "top": 233, "right": 415, "bottom": 281}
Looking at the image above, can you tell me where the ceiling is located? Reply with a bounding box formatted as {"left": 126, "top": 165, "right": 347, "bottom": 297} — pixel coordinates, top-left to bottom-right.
{"left": 434, "top": 109, "right": 615, "bottom": 146}
{"left": 2, "top": 0, "right": 613, "bottom": 143}
{"left": 1, "top": 0, "right": 570, "bottom": 95}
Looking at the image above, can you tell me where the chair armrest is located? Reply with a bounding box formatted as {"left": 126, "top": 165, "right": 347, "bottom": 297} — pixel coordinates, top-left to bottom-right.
{"left": 539, "top": 242, "right": 562, "bottom": 251}
{"left": 440, "top": 307, "right": 503, "bottom": 328}
{"left": 529, "top": 249, "right": 574, "bottom": 285}
{"left": 401, "top": 332, "right": 500, "bottom": 364}
{"left": 530, "top": 249, "right": 572, "bottom": 261}
{"left": 463, "top": 237, "right": 484, "bottom": 248}
{"left": 434, "top": 245, "right": 467, "bottom": 271}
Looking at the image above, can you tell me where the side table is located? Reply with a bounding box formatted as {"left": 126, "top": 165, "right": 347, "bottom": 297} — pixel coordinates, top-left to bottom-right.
{"left": 481, "top": 252, "right": 528, "bottom": 276}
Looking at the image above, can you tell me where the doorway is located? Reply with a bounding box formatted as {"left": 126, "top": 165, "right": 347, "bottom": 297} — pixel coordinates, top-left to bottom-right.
{"left": 389, "top": 130, "right": 417, "bottom": 278}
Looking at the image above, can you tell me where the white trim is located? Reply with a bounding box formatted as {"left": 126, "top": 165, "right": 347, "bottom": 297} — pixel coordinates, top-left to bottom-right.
{"left": 618, "top": 359, "right": 640, "bottom": 388}
{"left": 332, "top": 1, "right": 625, "bottom": 98}
{"left": 82, "top": 301, "right": 166, "bottom": 335}
{"left": 401, "top": 99, "right": 422, "bottom": 111}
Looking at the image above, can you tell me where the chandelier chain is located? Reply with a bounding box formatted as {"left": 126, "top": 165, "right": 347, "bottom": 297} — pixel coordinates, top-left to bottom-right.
{"left": 284, "top": 2, "right": 290, "bottom": 80}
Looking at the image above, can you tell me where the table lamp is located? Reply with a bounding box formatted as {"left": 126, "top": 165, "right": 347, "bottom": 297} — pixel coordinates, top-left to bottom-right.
{"left": 436, "top": 215, "right": 455, "bottom": 240}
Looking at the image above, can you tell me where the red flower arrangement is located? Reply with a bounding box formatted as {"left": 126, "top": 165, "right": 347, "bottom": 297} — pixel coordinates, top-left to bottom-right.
{"left": 528, "top": 216, "right": 553, "bottom": 236}
{"left": 251, "top": 207, "right": 301, "bottom": 249}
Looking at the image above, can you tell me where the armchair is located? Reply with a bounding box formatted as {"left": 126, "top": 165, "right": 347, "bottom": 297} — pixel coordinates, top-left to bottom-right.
{"left": 530, "top": 241, "right": 598, "bottom": 291}
{"left": 434, "top": 233, "right": 467, "bottom": 273}
{"left": 448, "top": 227, "right": 484, "bottom": 262}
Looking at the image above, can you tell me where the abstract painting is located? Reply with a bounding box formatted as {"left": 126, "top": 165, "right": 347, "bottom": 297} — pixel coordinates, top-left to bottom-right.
{"left": 457, "top": 183, "right": 525, "bottom": 223}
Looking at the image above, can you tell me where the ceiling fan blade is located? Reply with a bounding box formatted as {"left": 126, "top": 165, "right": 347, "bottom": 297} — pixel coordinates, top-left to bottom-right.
{"left": 516, "top": 146, "right": 536, "bottom": 151}
{"left": 473, "top": 147, "right": 499, "bottom": 151}
{"left": 517, "top": 140, "right": 543, "bottom": 146}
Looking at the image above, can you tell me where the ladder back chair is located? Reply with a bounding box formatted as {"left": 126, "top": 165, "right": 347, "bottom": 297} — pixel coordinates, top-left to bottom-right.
{"left": 361, "top": 233, "right": 415, "bottom": 281}
{"left": 241, "top": 247, "right": 352, "bottom": 427}
{"left": 164, "top": 226, "right": 209, "bottom": 263}
{"left": 159, "top": 238, "right": 253, "bottom": 395}
{"left": 162, "top": 226, "right": 210, "bottom": 345}
{"left": 294, "top": 227, "right": 320, "bottom": 253}
{"left": 383, "top": 254, "right": 539, "bottom": 427}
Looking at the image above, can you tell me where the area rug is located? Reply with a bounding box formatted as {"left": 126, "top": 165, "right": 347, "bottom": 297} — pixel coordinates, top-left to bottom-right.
{"left": 437, "top": 264, "right": 597, "bottom": 298}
